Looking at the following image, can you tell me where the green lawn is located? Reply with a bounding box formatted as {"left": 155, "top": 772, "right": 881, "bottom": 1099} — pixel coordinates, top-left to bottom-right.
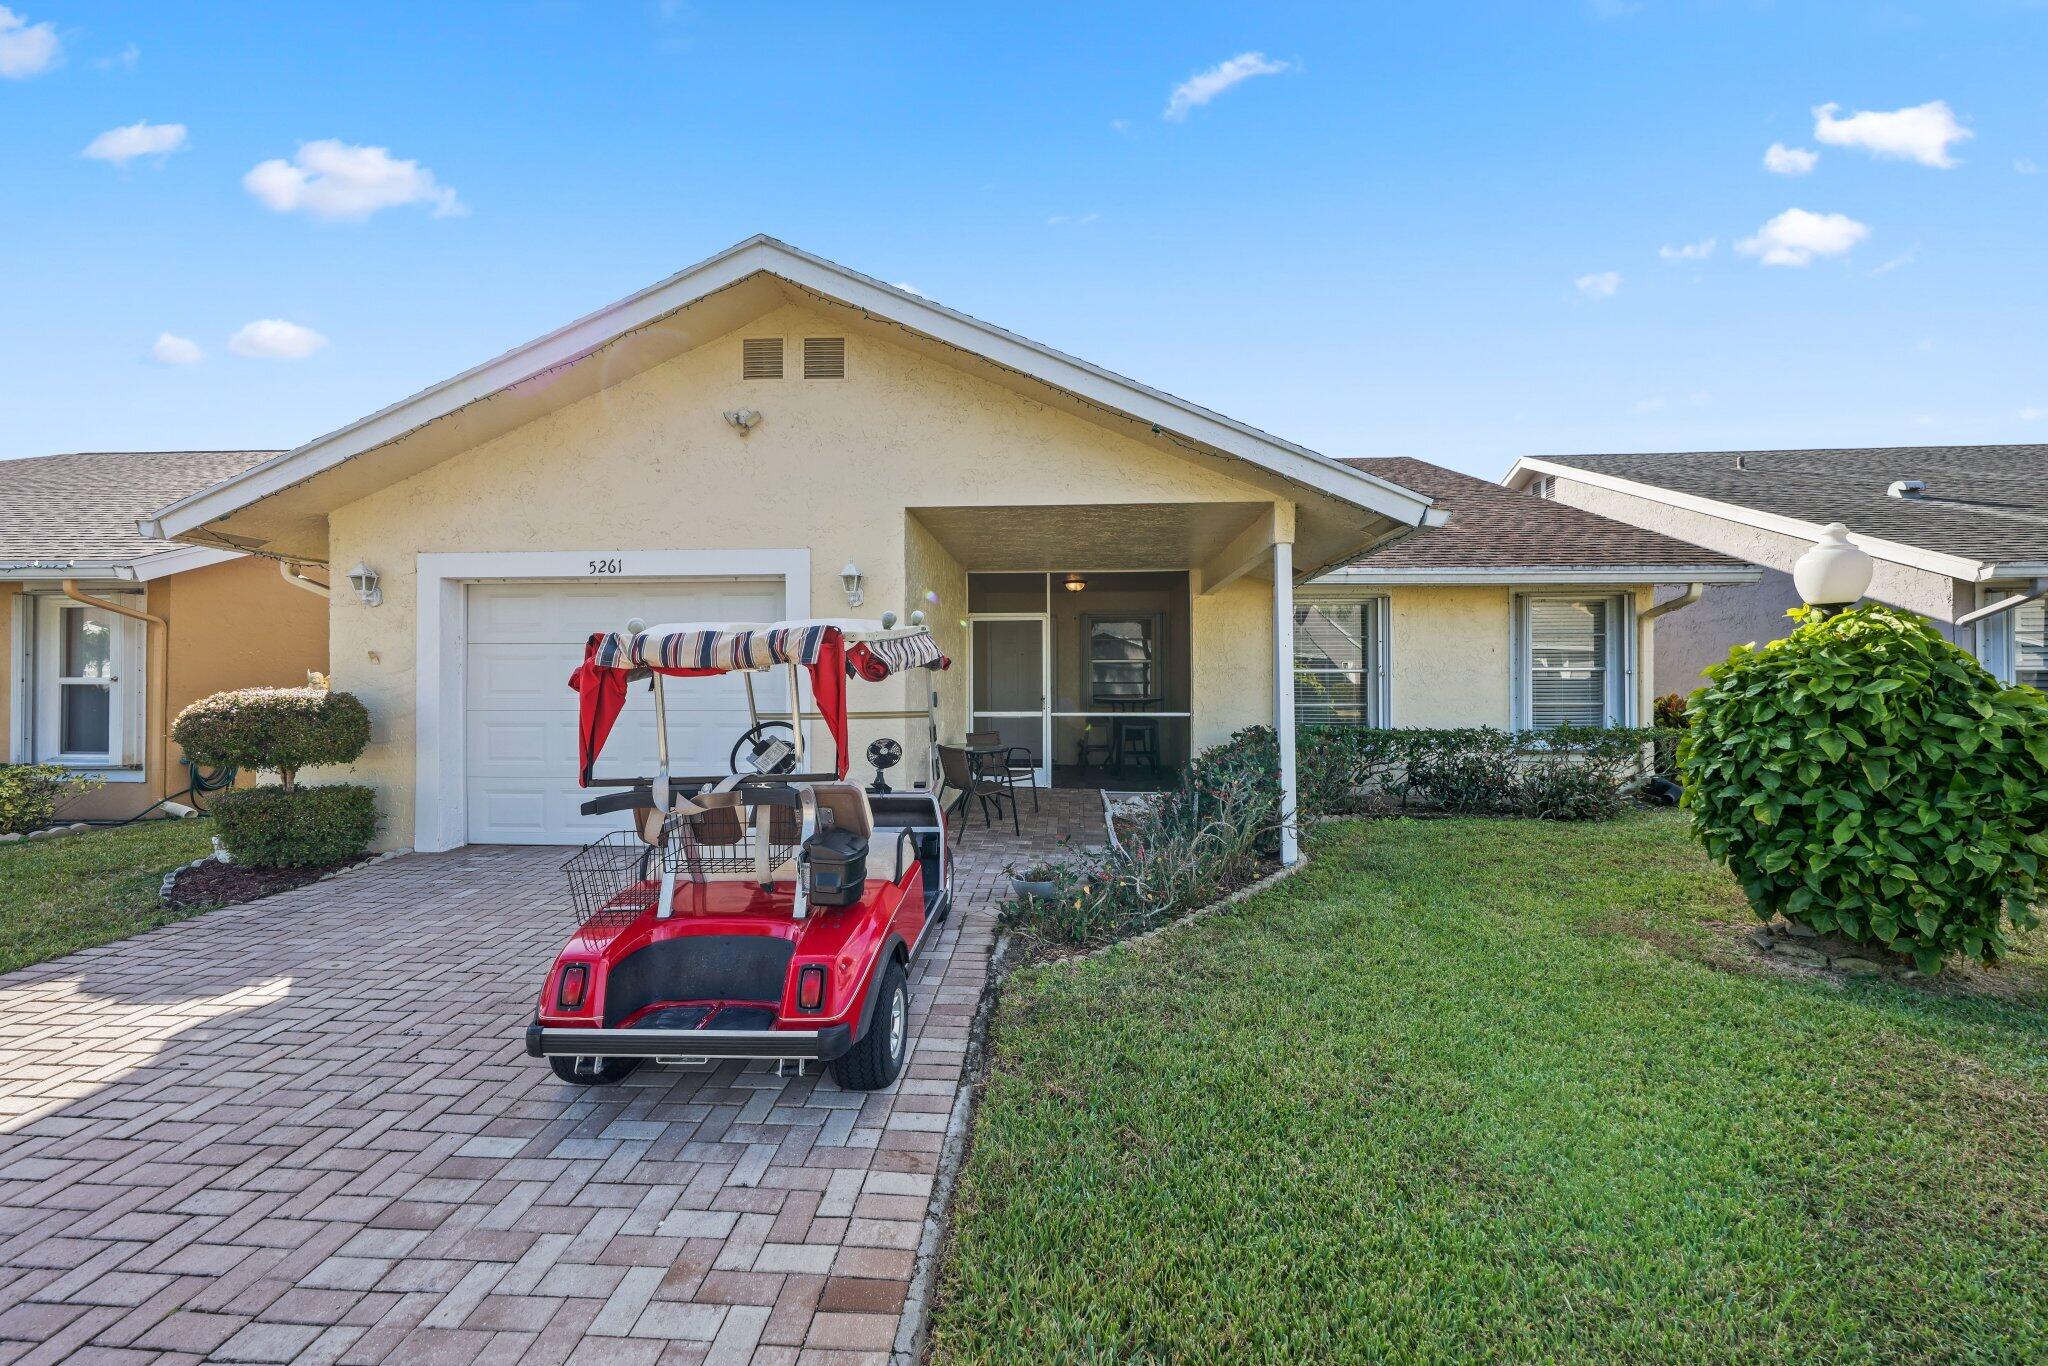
{"left": 0, "top": 819, "right": 222, "bottom": 976}
{"left": 932, "top": 812, "right": 2048, "bottom": 1363}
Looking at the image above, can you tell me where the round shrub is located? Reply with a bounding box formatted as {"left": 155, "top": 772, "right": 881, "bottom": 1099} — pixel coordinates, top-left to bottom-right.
{"left": 172, "top": 688, "right": 370, "bottom": 790}
{"left": 1682, "top": 603, "right": 2048, "bottom": 971}
{"left": 212, "top": 784, "right": 378, "bottom": 868}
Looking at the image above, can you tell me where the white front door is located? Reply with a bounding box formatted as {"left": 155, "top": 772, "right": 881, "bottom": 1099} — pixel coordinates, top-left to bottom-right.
{"left": 463, "top": 578, "right": 784, "bottom": 843}
{"left": 967, "top": 614, "right": 1050, "bottom": 785}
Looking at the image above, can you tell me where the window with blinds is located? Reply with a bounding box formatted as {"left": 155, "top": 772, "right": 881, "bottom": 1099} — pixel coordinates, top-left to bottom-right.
{"left": 1525, "top": 597, "right": 1614, "bottom": 730}
{"left": 1293, "top": 598, "right": 1378, "bottom": 726}
{"left": 2018, "top": 599, "right": 2048, "bottom": 691}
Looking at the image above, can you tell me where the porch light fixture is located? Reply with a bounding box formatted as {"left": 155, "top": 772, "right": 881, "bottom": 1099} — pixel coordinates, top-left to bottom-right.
{"left": 723, "top": 408, "right": 762, "bottom": 435}
{"left": 1792, "top": 523, "right": 1873, "bottom": 612}
{"left": 840, "top": 562, "right": 865, "bottom": 608}
{"left": 1062, "top": 573, "right": 1087, "bottom": 593}
{"left": 346, "top": 562, "right": 382, "bottom": 607}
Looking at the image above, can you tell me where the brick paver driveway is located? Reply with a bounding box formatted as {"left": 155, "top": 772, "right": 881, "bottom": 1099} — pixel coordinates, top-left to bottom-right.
{"left": 0, "top": 791, "right": 1096, "bottom": 1364}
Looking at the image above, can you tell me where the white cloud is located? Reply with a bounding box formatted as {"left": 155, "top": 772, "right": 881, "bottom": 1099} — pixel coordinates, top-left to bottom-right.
{"left": 149, "top": 333, "right": 203, "bottom": 366}
{"left": 2017, "top": 157, "right": 2040, "bottom": 176}
{"left": 1575, "top": 271, "right": 1622, "bottom": 298}
{"left": 244, "top": 140, "right": 464, "bottom": 221}
{"left": 97, "top": 42, "right": 139, "bottom": 71}
{"left": 228, "top": 319, "right": 327, "bottom": 360}
{"left": 1736, "top": 208, "right": 1869, "bottom": 267}
{"left": 1046, "top": 211, "right": 1099, "bottom": 227}
{"left": 891, "top": 281, "right": 922, "bottom": 296}
{"left": 1163, "top": 52, "right": 1292, "bottom": 121}
{"left": 2021, "top": 407, "right": 2043, "bottom": 422}
{"left": 1813, "top": 100, "right": 1971, "bottom": 168}
{"left": 1763, "top": 143, "right": 1818, "bottom": 176}
{"left": 81, "top": 121, "right": 189, "bottom": 165}
{"left": 0, "top": 6, "right": 59, "bottom": 78}
{"left": 1868, "top": 249, "right": 1916, "bottom": 276}
{"left": 1658, "top": 237, "right": 1715, "bottom": 261}
{"left": 1633, "top": 396, "right": 1666, "bottom": 413}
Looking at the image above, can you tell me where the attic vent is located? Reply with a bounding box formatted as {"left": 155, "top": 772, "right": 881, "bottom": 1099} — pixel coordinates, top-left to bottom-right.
{"left": 1888, "top": 479, "right": 1927, "bottom": 499}
{"left": 803, "top": 336, "right": 846, "bottom": 380}
{"left": 742, "top": 338, "right": 784, "bottom": 380}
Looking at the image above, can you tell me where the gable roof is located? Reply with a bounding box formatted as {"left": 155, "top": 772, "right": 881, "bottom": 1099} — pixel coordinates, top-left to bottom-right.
{"left": 1, "top": 451, "right": 277, "bottom": 578}
{"left": 138, "top": 235, "right": 1444, "bottom": 572}
{"left": 1318, "top": 457, "right": 1755, "bottom": 584}
{"left": 1509, "top": 445, "right": 2048, "bottom": 579}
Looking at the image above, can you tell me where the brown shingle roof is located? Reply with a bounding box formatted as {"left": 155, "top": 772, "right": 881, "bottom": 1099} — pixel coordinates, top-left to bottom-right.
{"left": 0, "top": 451, "right": 280, "bottom": 569}
{"left": 1340, "top": 457, "right": 1748, "bottom": 572}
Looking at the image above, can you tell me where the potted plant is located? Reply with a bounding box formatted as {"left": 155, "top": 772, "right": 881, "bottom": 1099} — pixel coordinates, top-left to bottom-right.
{"left": 1009, "top": 862, "right": 1061, "bottom": 900}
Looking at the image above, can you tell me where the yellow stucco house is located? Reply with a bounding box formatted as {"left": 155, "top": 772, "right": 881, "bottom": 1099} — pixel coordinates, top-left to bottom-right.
{"left": 137, "top": 237, "right": 1755, "bottom": 856}
{"left": 4, "top": 451, "right": 330, "bottom": 822}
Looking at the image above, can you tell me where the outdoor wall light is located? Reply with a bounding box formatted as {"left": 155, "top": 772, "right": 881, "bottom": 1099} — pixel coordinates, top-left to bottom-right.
{"left": 840, "top": 562, "right": 865, "bottom": 608}
{"left": 1792, "top": 523, "right": 1873, "bottom": 611}
{"left": 346, "top": 562, "right": 382, "bottom": 607}
{"left": 723, "top": 408, "right": 762, "bottom": 436}
{"left": 1063, "top": 573, "right": 1087, "bottom": 593}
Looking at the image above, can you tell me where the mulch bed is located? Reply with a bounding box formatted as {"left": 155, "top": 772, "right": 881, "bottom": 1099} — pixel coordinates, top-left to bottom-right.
{"left": 164, "top": 858, "right": 364, "bottom": 909}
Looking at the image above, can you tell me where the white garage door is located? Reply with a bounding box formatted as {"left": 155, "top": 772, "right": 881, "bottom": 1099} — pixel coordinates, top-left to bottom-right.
{"left": 464, "top": 578, "right": 786, "bottom": 844}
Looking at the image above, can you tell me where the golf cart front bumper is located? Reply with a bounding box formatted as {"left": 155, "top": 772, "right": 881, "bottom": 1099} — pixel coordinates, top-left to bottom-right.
{"left": 524, "top": 1022, "right": 855, "bottom": 1063}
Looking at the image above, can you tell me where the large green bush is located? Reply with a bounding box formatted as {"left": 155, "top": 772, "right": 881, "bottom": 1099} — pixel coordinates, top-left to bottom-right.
{"left": 0, "top": 764, "right": 103, "bottom": 835}
{"left": 171, "top": 687, "right": 370, "bottom": 790}
{"left": 1682, "top": 603, "right": 2048, "bottom": 971}
{"left": 212, "top": 784, "right": 378, "bottom": 868}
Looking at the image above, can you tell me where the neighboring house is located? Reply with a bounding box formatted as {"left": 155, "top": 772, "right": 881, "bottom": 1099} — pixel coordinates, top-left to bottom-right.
{"left": 2, "top": 451, "right": 330, "bottom": 821}
{"left": 1506, "top": 446, "right": 2048, "bottom": 693}
{"left": 1298, "top": 459, "right": 1756, "bottom": 730}
{"left": 135, "top": 236, "right": 1748, "bottom": 857}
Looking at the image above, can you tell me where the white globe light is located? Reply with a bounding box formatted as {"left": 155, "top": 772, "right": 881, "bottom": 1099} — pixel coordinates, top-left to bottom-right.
{"left": 1792, "top": 523, "right": 1874, "bottom": 608}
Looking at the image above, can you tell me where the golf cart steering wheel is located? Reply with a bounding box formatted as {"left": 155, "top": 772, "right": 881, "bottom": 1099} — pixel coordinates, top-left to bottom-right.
{"left": 731, "top": 721, "right": 799, "bottom": 775}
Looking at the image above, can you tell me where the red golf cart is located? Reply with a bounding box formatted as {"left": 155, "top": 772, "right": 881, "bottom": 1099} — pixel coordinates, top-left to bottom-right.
{"left": 523, "top": 617, "right": 952, "bottom": 1091}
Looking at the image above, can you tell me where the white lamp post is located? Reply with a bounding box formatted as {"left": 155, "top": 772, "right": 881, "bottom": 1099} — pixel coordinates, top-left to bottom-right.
{"left": 1792, "top": 523, "right": 1874, "bottom": 612}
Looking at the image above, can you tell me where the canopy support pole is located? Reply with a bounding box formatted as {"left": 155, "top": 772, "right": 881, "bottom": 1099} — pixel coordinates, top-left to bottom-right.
{"left": 652, "top": 672, "right": 677, "bottom": 919}
{"left": 787, "top": 662, "right": 806, "bottom": 767}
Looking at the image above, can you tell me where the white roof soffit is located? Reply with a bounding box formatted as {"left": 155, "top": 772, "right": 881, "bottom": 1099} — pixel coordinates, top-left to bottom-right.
{"left": 1505, "top": 456, "right": 1992, "bottom": 583}
{"left": 141, "top": 235, "right": 1440, "bottom": 543}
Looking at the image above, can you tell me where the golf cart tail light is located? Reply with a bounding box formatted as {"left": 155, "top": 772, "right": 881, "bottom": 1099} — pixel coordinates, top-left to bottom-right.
{"left": 557, "top": 964, "right": 589, "bottom": 1011}
{"left": 797, "top": 964, "right": 826, "bottom": 1012}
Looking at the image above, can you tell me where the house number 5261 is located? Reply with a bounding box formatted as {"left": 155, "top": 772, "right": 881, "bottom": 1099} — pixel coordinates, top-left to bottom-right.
{"left": 587, "top": 557, "right": 623, "bottom": 575}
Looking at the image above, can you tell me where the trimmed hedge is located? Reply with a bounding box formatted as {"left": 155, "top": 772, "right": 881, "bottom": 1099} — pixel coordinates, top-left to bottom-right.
{"left": 171, "top": 688, "right": 370, "bottom": 790}
{"left": 1683, "top": 603, "right": 2048, "bottom": 971}
{"left": 0, "top": 764, "right": 103, "bottom": 835}
{"left": 212, "top": 784, "right": 378, "bottom": 868}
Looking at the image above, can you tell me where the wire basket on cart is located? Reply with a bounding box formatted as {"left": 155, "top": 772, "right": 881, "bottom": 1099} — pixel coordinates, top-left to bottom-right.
{"left": 560, "top": 803, "right": 803, "bottom": 928}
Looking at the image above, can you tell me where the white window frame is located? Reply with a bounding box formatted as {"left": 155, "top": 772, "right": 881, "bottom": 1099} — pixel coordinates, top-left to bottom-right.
{"left": 1512, "top": 591, "right": 1636, "bottom": 731}
{"left": 13, "top": 591, "right": 147, "bottom": 779}
{"left": 1291, "top": 590, "right": 1390, "bottom": 728}
{"left": 1976, "top": 583, "right": 2048, "bottom": 689}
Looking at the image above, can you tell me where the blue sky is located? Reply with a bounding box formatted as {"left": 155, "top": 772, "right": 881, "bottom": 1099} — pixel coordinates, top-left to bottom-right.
{"left": 3, "top": 2, "right": 2044, "bottom": 480}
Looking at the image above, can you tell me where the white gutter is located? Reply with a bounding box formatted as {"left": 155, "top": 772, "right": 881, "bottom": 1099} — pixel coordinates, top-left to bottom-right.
{"left": 1505, "top": 457, "right": 1994, "bottom": 583}
{"left": 0, "top": 545, "right": 239, "bottom": 584}
{"left": 1312, "top": 565, "right": 1761, "bottom": 587}
{"left": 278, "top": 561, "right": 331, "bottom": 597}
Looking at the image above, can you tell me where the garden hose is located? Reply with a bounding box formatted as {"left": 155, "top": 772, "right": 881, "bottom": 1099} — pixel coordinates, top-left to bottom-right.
{"left": 78, "top": 758, "right": 238, "bottom": 829}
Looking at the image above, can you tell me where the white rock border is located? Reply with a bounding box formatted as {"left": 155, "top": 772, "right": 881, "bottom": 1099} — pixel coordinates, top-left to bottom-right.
{"left": 0, "top": 821, "right": 94, "bottom": 845}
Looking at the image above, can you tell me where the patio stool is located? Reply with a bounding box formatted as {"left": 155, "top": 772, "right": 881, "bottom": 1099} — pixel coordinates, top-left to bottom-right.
{"left": 1112, "top": 718, "right": 1160, "bottom": 774}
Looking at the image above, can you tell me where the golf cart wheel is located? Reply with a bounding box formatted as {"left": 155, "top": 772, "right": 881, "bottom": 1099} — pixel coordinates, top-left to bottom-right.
{"left": 549, "top": 1055, "right": 641, "bottom": 1086}
{"left": 830, "top": 958, "right": 909, "bottom": 1091}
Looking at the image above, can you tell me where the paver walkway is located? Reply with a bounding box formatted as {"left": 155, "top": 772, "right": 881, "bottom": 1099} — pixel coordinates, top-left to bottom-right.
{"left": 0, "top": 789, "right": 1102, "bottom": 1365}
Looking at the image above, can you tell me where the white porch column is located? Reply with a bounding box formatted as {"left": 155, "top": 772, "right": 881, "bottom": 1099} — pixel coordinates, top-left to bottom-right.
{"left": 1272, "top": 541, "right": 1299, "bottom": 865}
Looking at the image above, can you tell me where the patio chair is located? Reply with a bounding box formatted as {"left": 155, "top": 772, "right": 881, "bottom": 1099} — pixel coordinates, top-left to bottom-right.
{"left": 937, "top": 744, "right": 1018, "bottom": 841}
{"left": 965, "top": 729, "right": 1040, "bottom": 814}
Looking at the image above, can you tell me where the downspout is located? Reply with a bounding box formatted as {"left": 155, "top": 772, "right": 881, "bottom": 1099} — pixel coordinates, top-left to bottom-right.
{"left": 62, "top": 580, "right": 169, "bottom": 797}
{"left": 1636, "top": 583, "right": 1705, "bottom": 722}
{"left": 278, "top": 561, "right": 331, "bottom": 597}
{"left": 1955, "top": 578, "right": 2048, "bottom": 629}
